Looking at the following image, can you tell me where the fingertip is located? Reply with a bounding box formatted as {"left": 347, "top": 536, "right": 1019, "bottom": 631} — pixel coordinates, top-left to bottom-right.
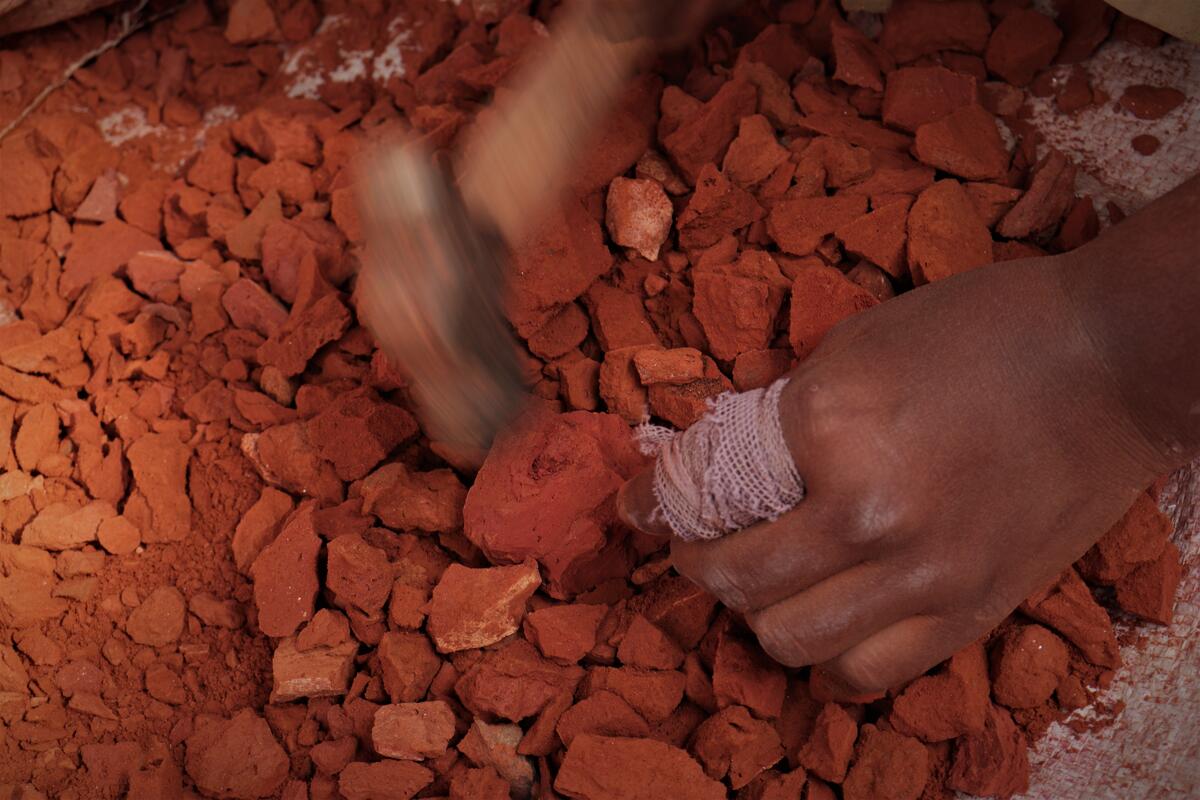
{"left": 617, "top": 467, "right": 673, "bottom": 537}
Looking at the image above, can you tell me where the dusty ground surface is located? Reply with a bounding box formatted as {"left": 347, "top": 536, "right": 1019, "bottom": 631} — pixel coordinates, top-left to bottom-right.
{"left": 0, "top": 1, "right": 1194, "bottom": 799}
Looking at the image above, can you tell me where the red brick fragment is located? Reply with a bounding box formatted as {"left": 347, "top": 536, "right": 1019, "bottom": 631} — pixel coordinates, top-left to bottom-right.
{"left": 222, "top": 278, "right": 288, "bottom": 338}
{"left": 61, "top": 220, "right": 160, "bottom": 299}
{"left": 455, "top": 639, "right": 583, "bottom": 722}
{"left": 990, "top": 624, "right": 1069, "bottom": 709}
{"left": 232, "top": 487, "right": 293, "bottom": 574}
{"left": 339, "top": 761, "right": 433, "bottom": 800}
{"left": 507, "top": 197, "right": 613, "bottom": 338}
{"left": 691, "top": 705, "right": 785, "bottom": 789}
{"left": 907, "top": 179, "right": 994, "bottom": 285}
{"left": 582, "top": 666, "right": 686, "bottom": 724}
{"left": 427, "top": 560, "right": 540, "bottom": 653}
{"left": 843, "top": 724, "right": 929, "bottom": 800}
{"left": 835, "top": 198, "right": 909, "bottom": 278}
{"left": 798, "top": 702, "right": 857, "bottom": 783}
{"left": 693, "top": 255, "right": 784, "bottom": 362}
{"left": 185, "top": 710, "right": 288, "bottom": 799}
{"left": 251, "top": 507, "right": 320, "bottom": 638}
{"left": 307, "top": 387, "right": 416, "bottom": 481}
{"left": 1119, "top": 84, "right": 1186, "bottom": 120}
{"left": 633, "top": 348, "right": 704, "bottom": 386}
{"left": 326, "top": 532, "right": 392, "bottom": 617}
{"left": 985, "top": 9, "right": 1062, "bottom": 87}
{"left": 528, "top": 303, "right": 590, "bottom": 360}
{"left": 606, "top": 177, "right": 673, "bottom": 261}
{"left": 360, "top": 463, "right": 465, "bottom": 533}
{"left": 126, "top": 433, "right": 192, "bottom": 543}
{"left": 768, "top": 194, "right": 867, "bottom": 256}
{"left": 378, "top": 631, "right": 442, "bottom": 703}
{"left": 225, "top": 0, "right": 279, "bottom": 44}
{"left": 1131, "top": 134, "right": 1161, "bottom": 156}
{"left": 459, "top": 718, "right": 534, "bottom": 793}
{"left": 584, "top": 282, "right": 661, "bottom": 352}
{"left": 996, "top": 150, "right": 1077, "bottom": 239}
{"left": 1078, "top": 491, "right": 1171, "bottom": 584}
{"left": 712, "top": 631, "right": 786, "bottom": 719}
{"left": 1020, "top": 567, "right": 1120, "bottom": 668}
{"left": 523, "top": 603, "right": 607, "bottom": 663}
{"left": 879, "top": 0, "right": 991, "bottom": 63}
{"left": 1055, "top": 0, "right": 1116, "bottom": 63}
{"left": 558, "top": 356, "right": 601, "bottom": 411}
{"left": 723, "top": 115, "right": 789, "bottom": 188}
{"left": 463, "top": 407, "right": 646, "bottom": 597}
{"left": 556, "top": 691, "right": 651, "bottom": 747}
{"left": 946, "top": 704, "right": 1029, "bottom": 798}
{"left": 789, "top": 264, "right": 878, "bottom": 359}
{"left": 1114, "top": 541, "right": 1182, "bottom": 624}
{"left": 796, "top": 112, "right": 913, "bottom": 152}
{"left": 739, "top": 768, "right": 808, "bottom": 800}
{"left": 450, "top": 766, "right": 509, "bottom": 800}
{"left": 964, "top": 182, "right": 1023, "bottom": 229}
{"left": 890, "top": 642, "right": 989, "bottom": 741}
{"left": 257, "top": 293, "right": 352, "bottom": 376}
{"left": 914, "top": 105, "right": 1009, "bottom": 181}
{"left": 677, "top": 164, "right": 765, "bottom": 251}
{"left": 619, "top": 614, "right": 685, "bottom": 670}
{"left": 662, "top": 79, "right": 758, "bottom": 185}
{"left": 270, "top": 636, "right": 356, "bottom": 702}
{"left": 0, "top": 135, "right": 52, "bottom": 217}
{"left": 733, "top": 349, "right": 793, "bottom": 392}
{"left": 372, "top": 701, "right": 456, "bottom": 760}
{"left": 555, "top": 735, "right": 725, "bottom": 800}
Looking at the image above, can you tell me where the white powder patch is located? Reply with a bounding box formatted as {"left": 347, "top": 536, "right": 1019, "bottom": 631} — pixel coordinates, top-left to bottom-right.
{"left": 330, "top": 49, "right": 373, "bottom": 83}
{"left": 287, "top": 71, "right": 325, "bottom": 100}
{"left": 98, "top": 106, "right": 165, "bottom": 146}
{"left": 1014, "top": 463, "right": 1200, "bottom": 800}
{"left": 281, "top": 12, "right": 415, "bottom": 96}
{"left": 316, "top": 13, "right": 347, "bottom": 35}
{"left": 1023, "top": 39, "right": 1200, "bottom": 214}
{"left": 0, "top": 300, "right": 18, "bottom": 326}
{"left": 372, "top": 30, "right": 414, "bottom": 82}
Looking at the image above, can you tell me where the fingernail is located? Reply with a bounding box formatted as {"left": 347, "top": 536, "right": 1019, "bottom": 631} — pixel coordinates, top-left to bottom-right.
{"left": 616, "top": 473, "right": 673, "bottom": 537}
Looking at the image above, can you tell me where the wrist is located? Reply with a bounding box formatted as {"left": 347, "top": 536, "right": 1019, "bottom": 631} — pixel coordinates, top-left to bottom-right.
{"left": 1056, "top": 251, "right": 1194, "bottom": 477}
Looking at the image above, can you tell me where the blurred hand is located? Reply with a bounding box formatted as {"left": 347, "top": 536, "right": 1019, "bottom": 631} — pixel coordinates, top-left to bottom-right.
{"left": 619, "top": 253, "right": 1167, "bottom": 692}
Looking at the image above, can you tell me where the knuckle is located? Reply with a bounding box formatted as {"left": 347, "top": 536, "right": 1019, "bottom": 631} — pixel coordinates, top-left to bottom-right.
{"left": 749, "top": 614, "right": 816, "bottom": 668}
{"left": 827, "top": 652, "right": 893, "bottom": 694}
{"left": 840, "top": 481, "right": 928, "bottom": 550}
{"left": 671, "top": 544, "right": 752, "bottom": 612}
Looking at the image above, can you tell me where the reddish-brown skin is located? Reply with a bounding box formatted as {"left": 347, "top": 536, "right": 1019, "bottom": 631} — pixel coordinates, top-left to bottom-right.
{"left": 621, "top": 174, "right": 1200, "bottom": 693}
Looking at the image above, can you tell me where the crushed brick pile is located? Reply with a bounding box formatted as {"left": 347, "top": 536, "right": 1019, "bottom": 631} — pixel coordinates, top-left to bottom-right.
{"left": 0, "top": 0, "right": 1187, "bottom": 798}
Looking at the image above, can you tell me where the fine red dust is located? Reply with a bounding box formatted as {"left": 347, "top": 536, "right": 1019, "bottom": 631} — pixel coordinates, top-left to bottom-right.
{"left": 0, "top": 0, "right": 1187, "bottom": 799}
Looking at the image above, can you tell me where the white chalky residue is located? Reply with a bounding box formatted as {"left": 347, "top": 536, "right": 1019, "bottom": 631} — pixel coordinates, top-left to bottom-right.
{"left": 1012, "top": 462, "right": 1200, "bottom": 800}
{"left": 202, "top": 105, "right": 237, "bottom": 126}
{"left": 1023, "top": 39, "right": 1200, "bottom": 214}
{"left": 98, "top": 106, "right": 165, "bottom": 146}
{"left": 330, "top": 49, "right": 373, "bottom": 83}
{"left": 0, "top": 300, "right": 18, "bottom": 326}
{"left": 315, "top": 13, "right": 347, "bottom": 35}
{"left": 287, "top": 71, "right": 325, "bottom": 100}
{"left": 372, "top": 30, "right": 414, "bottom": 82}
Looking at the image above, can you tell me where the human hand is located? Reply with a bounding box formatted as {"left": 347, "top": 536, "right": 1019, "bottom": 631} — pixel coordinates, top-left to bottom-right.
{"left": 618, "top": 254, "right": 1168, "bottom": 692}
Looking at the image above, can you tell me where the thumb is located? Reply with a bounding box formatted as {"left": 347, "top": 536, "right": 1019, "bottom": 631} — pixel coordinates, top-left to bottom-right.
{"left": 617, "top": 466, "right": 673, "bottom": 536}
{"left": 616, "top": 376, "right": 805, "bottom": 542}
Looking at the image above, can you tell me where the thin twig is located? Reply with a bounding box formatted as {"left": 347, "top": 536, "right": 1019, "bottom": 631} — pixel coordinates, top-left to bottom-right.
{"left": 0, "top": 0, "right": 182, "bottom": 143}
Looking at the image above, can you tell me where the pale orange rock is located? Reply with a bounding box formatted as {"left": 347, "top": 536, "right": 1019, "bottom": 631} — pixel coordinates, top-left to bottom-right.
{"left": 427, "top": 560, "right": 541, "bottom": 652}
{"left": 372, "top": 701, "right": 457, "bottom": 760}
{"left": 606, "top": 177, "right": 673, "bottom": 261}
{"left": 271, "top": 636, "right": 357, "bottom": 702}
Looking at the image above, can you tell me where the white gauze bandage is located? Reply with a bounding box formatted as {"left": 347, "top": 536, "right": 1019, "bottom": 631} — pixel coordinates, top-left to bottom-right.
{"left": 636, "top": 377, "right": 805, "bottom": 542}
